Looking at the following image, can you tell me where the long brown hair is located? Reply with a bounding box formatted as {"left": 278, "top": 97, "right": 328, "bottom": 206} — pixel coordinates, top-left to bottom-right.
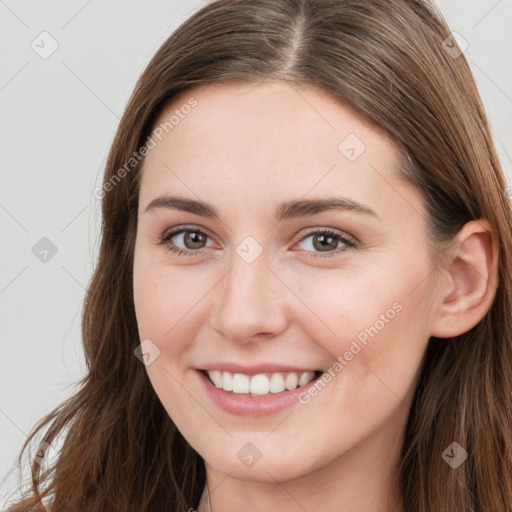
{"left": 5, "top": 1, "right": 512, "bottom": 511}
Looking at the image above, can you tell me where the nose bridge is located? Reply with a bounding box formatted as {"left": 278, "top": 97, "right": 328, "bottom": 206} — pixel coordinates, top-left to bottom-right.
{"left": 210, "top": 247, "right": 287, "bottom": 342}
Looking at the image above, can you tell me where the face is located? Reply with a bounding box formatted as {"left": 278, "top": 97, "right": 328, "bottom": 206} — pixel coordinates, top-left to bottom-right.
{"left": 133, "top": 81, "right": 441, "bottom": 483}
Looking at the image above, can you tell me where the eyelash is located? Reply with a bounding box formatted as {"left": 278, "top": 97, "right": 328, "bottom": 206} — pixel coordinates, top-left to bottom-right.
{"left": 158, "top": 226, "right": 357, "bottom": 258}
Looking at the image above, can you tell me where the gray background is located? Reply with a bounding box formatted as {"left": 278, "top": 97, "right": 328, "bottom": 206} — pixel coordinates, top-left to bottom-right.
{"left": 1, "top": 0, "right": 511, "bottom": 506}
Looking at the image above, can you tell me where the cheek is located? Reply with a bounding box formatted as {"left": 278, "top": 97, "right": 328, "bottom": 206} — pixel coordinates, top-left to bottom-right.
{"left": 132, "top": 260, "right": 209, "bottom": 421}
{"left": 134, "top": 265, "right": 173, "bottom": 340}
{"left": 133, "top": 258, "right": 213, "bottom": 356}
{"left": 289, "top": 257, "right": 432, "bottom": 380}
{"left": 289, "top": 265, "right": 400, "bottom": 341}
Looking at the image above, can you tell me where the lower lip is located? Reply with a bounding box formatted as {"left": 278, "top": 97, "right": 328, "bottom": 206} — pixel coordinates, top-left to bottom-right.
{"left": 197, "top": 370, "right": 321, "bottom": 417}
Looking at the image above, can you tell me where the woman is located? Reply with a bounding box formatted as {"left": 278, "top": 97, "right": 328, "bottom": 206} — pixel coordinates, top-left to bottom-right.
{"left": 5, "top": 1, "right": 512, "bottom": 511}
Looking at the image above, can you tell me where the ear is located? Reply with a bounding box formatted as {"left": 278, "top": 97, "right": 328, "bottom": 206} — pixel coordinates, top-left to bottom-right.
{"left": 430, "top": 219, "right": 498, "bottom": 338}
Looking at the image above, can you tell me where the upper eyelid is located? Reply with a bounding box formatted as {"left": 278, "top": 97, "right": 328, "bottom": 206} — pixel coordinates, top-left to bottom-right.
{"left": 163, "top": 225, "right": 210, "bottom": 238}
{"left": 298, "top": 227, "right": 355, "bottom": 242}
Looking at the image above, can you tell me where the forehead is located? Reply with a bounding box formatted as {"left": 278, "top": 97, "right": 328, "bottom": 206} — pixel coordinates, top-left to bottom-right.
{"left": 138, "top": 80, "right": 406, "bottom": 216}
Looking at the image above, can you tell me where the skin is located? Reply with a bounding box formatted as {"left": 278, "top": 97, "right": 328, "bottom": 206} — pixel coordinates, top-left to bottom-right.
{"left": 132, "top": 81, "right": 497, "bottom": 512}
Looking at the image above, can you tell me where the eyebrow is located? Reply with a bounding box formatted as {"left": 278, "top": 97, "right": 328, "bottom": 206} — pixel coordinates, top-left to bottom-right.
{"left": 144, "top": 195, "right": 379, "bottom": 221}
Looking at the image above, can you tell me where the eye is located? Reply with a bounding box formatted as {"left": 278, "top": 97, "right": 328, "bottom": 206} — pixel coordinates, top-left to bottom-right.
{"left": 294, "top": 228, "right": 356, "bottom": 256}
{"left": 158, "top": 226, "right": 356, "bottom": 258}
{"left": 159, "top": 227, "right": 215, "bottom": 256}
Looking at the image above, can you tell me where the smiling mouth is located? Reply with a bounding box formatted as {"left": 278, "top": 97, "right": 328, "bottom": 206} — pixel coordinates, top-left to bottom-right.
{"left": 202, "top": 369, "right": 323, "bottom": 396}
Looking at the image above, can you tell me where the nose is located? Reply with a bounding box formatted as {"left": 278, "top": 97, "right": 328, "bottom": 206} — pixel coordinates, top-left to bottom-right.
{"left": 209, "top": 249, "right": 289, "bottom": 344}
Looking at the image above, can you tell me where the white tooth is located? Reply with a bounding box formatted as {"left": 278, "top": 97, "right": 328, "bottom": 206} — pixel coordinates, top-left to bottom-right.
{"left": 209, "top": 370, "right": 223, "bottom": 388}
{"left": 284, "top": 372, "right": 299, "bottom": 390}
{"left": 250, "top": 374, "right": 270, "bottom": 395}
{"left": 232, "top": 373, "right": 250, "bottom": 393}
{"left": 269, "top": 373, "right": 285, "bottom": 393}
{"left": 298, "top": 371, "right": 316, "bottom": 387}
{"left": 222, "top": 371, "right": 233, "bottom": 391}
{"left": 210, "top": 370, "right": 316, "bottom": 394}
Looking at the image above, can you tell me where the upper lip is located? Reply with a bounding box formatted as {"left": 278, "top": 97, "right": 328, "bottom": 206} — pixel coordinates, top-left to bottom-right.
{"left": 198, "top": 362, "right": 321, "bottom": 375}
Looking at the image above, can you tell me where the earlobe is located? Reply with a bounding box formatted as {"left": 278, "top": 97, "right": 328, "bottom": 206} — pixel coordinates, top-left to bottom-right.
{"left": 430, "top": 219, "right": 498, "bottom": 338}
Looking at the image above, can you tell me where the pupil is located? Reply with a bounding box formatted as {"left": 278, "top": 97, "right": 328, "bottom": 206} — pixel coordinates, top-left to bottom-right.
{"left": 185, "top": 232, "right": 205, "bottom": 249}
{"left": 314, "top": 234, "right": 337, "bottom": 252}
